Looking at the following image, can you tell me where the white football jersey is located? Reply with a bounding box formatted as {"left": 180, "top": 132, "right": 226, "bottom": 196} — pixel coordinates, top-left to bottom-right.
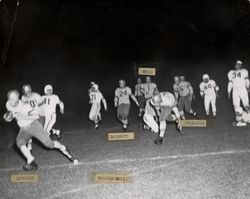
{"left": 21, "top": 92, "right": 44, "bottom": 116}
{"left": 159, "top": 92, "right": 176, "bottom": 107}
{"left": 115, "top": 86, "right": 132, "bottom": 105}
{"left": 173, "top": 81, "right": 192, "bottom": 97}
{"left": 228, "top": 68, "right": 248, "bottom": 90}
{"left": 141, "top": 82, "right": 157, "bottom": 99}
{"left": 199, "top": 80, "right": 218, "bottom": 96}
{"left": 89, "top": 91, "right": 103, "bottom": 104}
{"left": 42, "top": 94, "right": 61, "bottom": 114}
{"left": 6, "top": 100, "right": 36, "bottom": 127}
{"left": 134, "top": 84, "right": 143, "bottom": 97}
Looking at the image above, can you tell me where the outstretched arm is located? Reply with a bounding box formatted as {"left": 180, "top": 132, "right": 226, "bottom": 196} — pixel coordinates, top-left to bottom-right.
{"left": 130, "top": 94, "right": 139, "bottom": 107}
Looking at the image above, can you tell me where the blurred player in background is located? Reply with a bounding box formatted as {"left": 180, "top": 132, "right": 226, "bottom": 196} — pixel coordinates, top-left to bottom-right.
{"left": 21, "top": 84, "right": 45, "bottom": 152}
{"left": 42, "top": 84, "right": 64, "bottom": 139}
{"left": 143, "top": 91, "right": 182, "bottom": 145}
{"left": 4, "top": 90, "right": 78, "bottom": 171}
{"left": 88, "top": 83, "right": 107, "bottom": 129}
{"left": 114, "top": 79, "right": 139, "bottom": 131}
{"left": 173, "top": 76, "right": 196, "bottom": 119}
{"left": 199, "top": 74, "right": 219, "bottom": 117}
{"left": 134, "top": 78, "right": 145, "bottom": 118}
{"left": 228, "top": 60, "right": 250, "bottom": 115}
{"left": 141, "top": 76, "right": 158, "bottom": 101}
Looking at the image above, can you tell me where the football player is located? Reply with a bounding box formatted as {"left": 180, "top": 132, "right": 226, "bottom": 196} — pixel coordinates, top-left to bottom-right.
{"left": 21, "top": 84, "right": 45, "bottom": 152}
{"left": 199, "top": 74, "right": 219, "bottom": 117}
{"left": 141, "top": 76, "right": 158, "bottom": 100}
{"left": 232, "top": 107, "right": 250, "bottom": 127}
{"left": 173, "top": 75, "right": 196, "bottom": 119}
{"left": 143, "top": 91, "right": 182, "bottom": 145}
{"left": 89, "top": 83, "right": 107, "bottom": 129}
{"left": 228, "top": 60, "right": 250, "bottom": 114}
{"left": 134, "top": 78, "right": 145, "bottom": 118}
{"left": 3, "top": 90, "right": 78, "bottom": 171}
{"left": 42, "top": 85, "right": 64, "bottom": 139}
{"left": 114, "top": 79, "right": 139, "bottom": 131}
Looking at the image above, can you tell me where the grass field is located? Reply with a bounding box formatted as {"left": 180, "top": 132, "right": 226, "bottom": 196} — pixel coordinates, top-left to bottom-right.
{"left": 0, "top": 105, "right": 250, "bottom": 199}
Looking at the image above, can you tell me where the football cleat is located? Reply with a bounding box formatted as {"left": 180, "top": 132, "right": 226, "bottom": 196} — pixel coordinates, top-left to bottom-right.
{"left": 23, "top": 161, "right": 38, "bottom": 171}
{"left": 154, "top": 137, "right": 163, "bottom": 145}
{"left": 95, "top": 124, "right": 99, "bottom": 129}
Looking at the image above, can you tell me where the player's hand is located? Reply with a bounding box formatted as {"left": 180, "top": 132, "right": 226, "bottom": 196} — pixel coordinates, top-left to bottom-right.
{"left": 136, "top": 102, "right": 140, "bottom": 107}
{"left": 228, "top": 93, "right": 231, "bottom": 99}
{"left": 177, "top": 119, "right": 182, "bottom": 131}
{"left": 60, "top": 109, "right": 64, "bottom": 114}
{"left": 105, "top": 108, "right": 108, "bottom": 112}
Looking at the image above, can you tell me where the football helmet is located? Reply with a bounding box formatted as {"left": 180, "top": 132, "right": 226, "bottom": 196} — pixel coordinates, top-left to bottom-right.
{"left": 22, "top": 84, "right": 32, "bottom": 96}
{"left": 44, "top": 84, "right": 53, "bottom": 95}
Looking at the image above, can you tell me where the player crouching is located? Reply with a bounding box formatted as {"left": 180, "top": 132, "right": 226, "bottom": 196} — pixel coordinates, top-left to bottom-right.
{"left": 232, "top": 107, "right": 250, "bottom": 127}
{"left": 3, "top": 90, "right": 78, "bottom": 171}
{"left": 88, "top": 83, "right": 107, "bottom": 129}
{"left": 143, "top": 91, "right": 182, "bottom": 145}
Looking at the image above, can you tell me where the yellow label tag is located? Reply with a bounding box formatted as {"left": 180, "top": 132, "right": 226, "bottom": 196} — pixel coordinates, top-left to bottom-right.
{"left": 108, "top": 132, "right": 135, "bottom": 141}
{"left": 92, "top": 173, "right": 132, "bottom": 183}
{"left": 138, "top": 67, "right": 156, "bottom": 76}
{"left": 180, "top": 120, "right": 207, "bottom": 127}
{"left": 11, "top": 174, "right": 39, "bottom": 183}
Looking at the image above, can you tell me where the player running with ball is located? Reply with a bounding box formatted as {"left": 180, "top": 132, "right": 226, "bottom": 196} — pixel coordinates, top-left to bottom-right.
{"left": 3, "top": 90, "right": 78, "bottom": 171}
{"left": 114, "top": 80, "right": 139, "bottom": 131}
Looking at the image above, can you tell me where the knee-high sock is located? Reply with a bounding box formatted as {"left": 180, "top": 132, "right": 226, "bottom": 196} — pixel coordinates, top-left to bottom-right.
{"left": 20, "top": 145, "right": 34, "bottom": 164}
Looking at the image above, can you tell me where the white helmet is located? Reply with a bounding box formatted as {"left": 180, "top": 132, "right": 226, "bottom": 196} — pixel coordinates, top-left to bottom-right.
{"left": 92, "top": 84, "right": 99, "bottom": 91}
{"left": 44, "top": 84, "right": 53, "bottom": 95}
{"left": 236, "top": 60, "right": 243, "bottom": 65}
{"left": 202, "top": 74, "right": 209, "bottom": 80}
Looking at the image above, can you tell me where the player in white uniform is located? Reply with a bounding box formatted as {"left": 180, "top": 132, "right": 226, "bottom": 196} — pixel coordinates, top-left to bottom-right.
{"left": 141, "top": 76, "right": 158, "bottom": 100}
{"left": 114, "top": 80, "right": 139, "bottom": 131}
{"left": 199, "top": 74, "right": 219, "bottom": 117}
{"left": 89, "top": 84, "right": 107, "bottom": 129}
{"left": 3, "top": 90, "right": 78, "bottom": 171}
{"left": 143, "top": 91, "right": 182, "bottom": 145}
{"left": 42, "top": 85, "right": 64, "bottom": 139}
{"left": 21, "top": 84, "right": 45, "bottom": 152}
{"left": 228, "top": 60, "right": 250, "bottom": 114}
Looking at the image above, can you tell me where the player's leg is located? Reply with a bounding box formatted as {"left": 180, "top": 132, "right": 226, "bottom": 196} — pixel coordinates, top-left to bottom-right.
{"left": 16, "top": 129, "right": 37, "bottom": 171}
{"left": 204, "top": 95, "right": 210, "bottom": 117}
{"left": 44, "top": 113, "right": 57, "bottom": 136}
{"left": 240, "top": 89, "right": 250, "bottom": 112}
{"left": 185, "top": 94, "right": 196, "bottom": 116}
{"left": 122, "top": 104, "right": 130, "bottom": 131}
{"left": 154, "top": 106, "right": 171, "bottom": 145}
{"left": 94, "top": 104, "right": 101, "bottom": 129}
{"left": 178, "top": 97, "right": 185, "bottom": 119}
{"left": 30, "top": 120, "right": 78, "bottom": 164}
{"left": 211, "top": 95, "right": 216, "bottom": 117}
{"left": 143, "top": 113, "right": 159, "bottom": 133}
{"left": 232, "top": 91, "right": 241, "bottom": 112}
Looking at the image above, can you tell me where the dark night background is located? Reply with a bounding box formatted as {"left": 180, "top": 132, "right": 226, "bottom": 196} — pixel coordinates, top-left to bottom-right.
{"left": 1, "top": 0, "right": 250, "bottom": 125}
